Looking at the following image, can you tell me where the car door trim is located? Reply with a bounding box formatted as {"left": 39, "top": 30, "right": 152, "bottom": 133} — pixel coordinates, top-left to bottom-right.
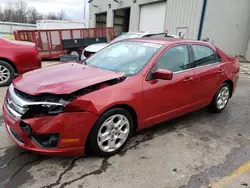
{"left": 173, "top": 62, "right": 221, "bottom": 75}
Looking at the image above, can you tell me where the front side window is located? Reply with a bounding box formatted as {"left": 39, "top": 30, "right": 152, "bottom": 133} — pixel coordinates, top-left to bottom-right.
{"left": 86, "top": 42, "right": 162, "bottom": 76}
{"left": 156, "top": 45, "right": 190, "bottom": 72}
{"left": 193, "top": 45, "right": 220, "bottom": 67}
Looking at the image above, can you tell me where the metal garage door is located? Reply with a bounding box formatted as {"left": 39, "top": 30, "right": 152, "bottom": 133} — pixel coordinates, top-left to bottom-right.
{"left": 139, "top": 1, "right": 167, "bottom": 32}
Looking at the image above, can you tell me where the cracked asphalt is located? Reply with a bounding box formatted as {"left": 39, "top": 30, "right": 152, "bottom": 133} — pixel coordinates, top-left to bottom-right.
{"left": 0, "top": 63, "right": 250, "bottom": 188}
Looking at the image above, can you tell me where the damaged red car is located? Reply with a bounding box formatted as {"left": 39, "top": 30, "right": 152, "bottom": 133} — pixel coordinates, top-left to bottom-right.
{"left": 3, "top": 38, "right": 240, "bottom": 157}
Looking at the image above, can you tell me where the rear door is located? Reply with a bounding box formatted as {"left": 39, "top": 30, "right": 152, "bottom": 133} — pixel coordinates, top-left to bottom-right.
{"left": 192, "top": 45, "right": 222, "bottom": 105}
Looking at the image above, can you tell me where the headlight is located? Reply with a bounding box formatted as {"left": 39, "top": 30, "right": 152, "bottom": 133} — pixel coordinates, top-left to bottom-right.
{"left": 41, "top": 104, "right": 65, "bottom": 115}
{"left": 22, "top": 103, "right": 66, "bottom": 119}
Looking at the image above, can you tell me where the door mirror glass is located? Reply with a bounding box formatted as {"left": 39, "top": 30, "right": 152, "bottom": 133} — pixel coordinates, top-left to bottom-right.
{"left": 152, "top": 69, "right": 173, "bottom": 80}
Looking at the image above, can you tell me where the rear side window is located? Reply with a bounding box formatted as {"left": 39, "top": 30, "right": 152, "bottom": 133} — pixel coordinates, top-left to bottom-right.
{"left": 192, "top": 45, "right": 220, "bottom": 67}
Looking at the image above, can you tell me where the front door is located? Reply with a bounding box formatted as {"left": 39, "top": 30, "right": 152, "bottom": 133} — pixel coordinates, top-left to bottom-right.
{"left": 142, "top": 45, "right": 196, "bottom": 127}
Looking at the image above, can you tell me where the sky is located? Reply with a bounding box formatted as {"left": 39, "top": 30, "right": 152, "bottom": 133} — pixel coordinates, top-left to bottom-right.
{"left": 0, "top": 0, "right": 89, "bottom": 21}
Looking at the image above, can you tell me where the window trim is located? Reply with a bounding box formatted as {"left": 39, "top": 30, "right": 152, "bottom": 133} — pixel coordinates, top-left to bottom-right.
{"left": 190, "top": 44, "right": 221, "bottom": 68}
{"left": 173, "top": 62, "right": 221, "bottom": 74}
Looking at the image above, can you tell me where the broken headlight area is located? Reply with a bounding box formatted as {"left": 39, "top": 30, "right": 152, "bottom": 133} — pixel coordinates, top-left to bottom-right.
{"left": 14, "top": 77, "right": 127, "bottom": 119}
{"left": 21, "top": 104, "right": 65, "bottom": 119}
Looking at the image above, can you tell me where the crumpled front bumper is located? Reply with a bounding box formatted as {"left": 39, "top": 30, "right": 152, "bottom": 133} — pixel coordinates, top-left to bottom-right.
{"left": 3, "top": 104, "right": 99, "bottom": 156}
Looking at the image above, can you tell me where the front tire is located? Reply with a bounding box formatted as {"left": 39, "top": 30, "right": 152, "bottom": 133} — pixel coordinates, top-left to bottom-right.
{"left": 209, "top": 83, "right": 231, "bottom": 113}
{"left": 86, "top": 108, "right": 133, "bottom": 157}
{"left": 0, "top": 60, "right": 15, "bottom": 87}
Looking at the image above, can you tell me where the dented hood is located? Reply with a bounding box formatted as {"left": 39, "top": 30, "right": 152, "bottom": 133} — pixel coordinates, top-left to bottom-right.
{"left": 13, "top": 63, "right": 125, "bottom": 95}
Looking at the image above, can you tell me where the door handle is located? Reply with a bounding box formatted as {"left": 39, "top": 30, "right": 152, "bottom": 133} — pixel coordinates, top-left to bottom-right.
{"left": 183, "top": 77, "right": 193, "bottom": 82}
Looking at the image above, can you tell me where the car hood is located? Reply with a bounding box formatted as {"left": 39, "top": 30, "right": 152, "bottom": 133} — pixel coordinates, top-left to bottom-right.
{"left": 13, "top": 62, "right": 125, "bottom": 95}
{"left": 84, "top": 43, "right": 108, "bottom": 53}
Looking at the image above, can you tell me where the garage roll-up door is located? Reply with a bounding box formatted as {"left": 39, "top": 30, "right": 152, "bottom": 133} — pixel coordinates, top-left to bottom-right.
{"left": 139, "top": 1, "right": 167, "bottom": 32}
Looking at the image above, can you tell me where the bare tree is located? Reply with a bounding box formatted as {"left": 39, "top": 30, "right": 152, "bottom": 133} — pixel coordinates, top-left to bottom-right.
{"left": 28, "top": 7, "right": 43, "bottom": 24}
{"left": 3, "top": 1, "right": 15, "bottom": 22}
{"left": 13, "top": 0, "right": 28, "bottom": 23}
{"left": 46, "top": 10, "right": 68, "bottom": 20}
{"left": 47, "top": 12, "right": 58, "bottom": 20}
{"left": 0, "top": 7, "right": 4, "bottom": 21}
{"left": 57, "top": 10, "right": 67, "bottom": 20}
{"left": 0, "top": 0, "right": 69, "bottom": 23}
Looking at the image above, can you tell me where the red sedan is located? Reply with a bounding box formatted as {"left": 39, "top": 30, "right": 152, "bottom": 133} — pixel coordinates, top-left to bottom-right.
{"left": 3, "top": 38, "right": 240, "bottom": 157}
{"left": 0, "top": 37, "right": 41, "bottom": 86}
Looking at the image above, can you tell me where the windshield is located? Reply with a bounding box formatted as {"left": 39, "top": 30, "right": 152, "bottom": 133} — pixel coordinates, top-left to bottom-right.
{"left": 86, "top": 42, "right": 162, "bottom": 76}
{"left": 110, "top": 33, "right": 142, "bottom": 43}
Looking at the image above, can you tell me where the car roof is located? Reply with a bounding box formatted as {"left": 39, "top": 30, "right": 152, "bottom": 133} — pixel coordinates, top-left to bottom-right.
{"left": 124, "top": 37, "right": 182, "bottom": 44}
{"left": 128, "top": 31, "right": 176, "bottom": 35}
{"left": 124, "top": 37, "right": 216, "bottom": 49}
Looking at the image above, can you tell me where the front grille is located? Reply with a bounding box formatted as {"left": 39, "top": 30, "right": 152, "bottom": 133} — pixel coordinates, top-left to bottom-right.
{"left": 6, "top": 84, "right": 65, "bottom": 120}
{"left": 5, "top": 86, "right": 27, "bottom": 120}
{"left": 9, "top": 128, "right": 24, "bottom": 144}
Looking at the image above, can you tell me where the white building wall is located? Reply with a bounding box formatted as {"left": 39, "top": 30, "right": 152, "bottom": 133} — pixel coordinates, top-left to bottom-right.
{"left": 89, "top": 0, "right": 203, "bottom": 37}
{"left": 84, "top": 0, "right": 90, "bottom": 28}
{"left": 202, "top": 0, "right": 250, "bottom": 55}
{"left": 89, "top": 0, "right": 166, "bottom": 31}
{"left": 0, "top": 21, "right": 36, "bottom": 36}
{"left": 139, "top": 1, "right": 167, "bottom": 32}
{"left": 246, "top": 39, "right": 250, "bottom": 61}
{"left": 165, "top": 0, "right": 203, "bottom": 39}
{"left": 36, "top": 20, "right": 85, "bottom": 29}
{"left": 89, "top": 0, "right": 250, "bottom": 57}
{"left": 202, "top": 0, "right": 250, "bottom": 56}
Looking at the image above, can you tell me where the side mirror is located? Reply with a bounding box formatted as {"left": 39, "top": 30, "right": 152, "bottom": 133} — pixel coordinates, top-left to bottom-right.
{"left": 152, "top": 69, "right": 173, "bottom": 80}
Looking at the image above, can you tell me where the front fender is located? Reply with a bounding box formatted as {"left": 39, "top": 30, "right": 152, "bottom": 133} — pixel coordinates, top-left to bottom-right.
{"left": 67, "top": 76, "right": 144, "bottom": 127}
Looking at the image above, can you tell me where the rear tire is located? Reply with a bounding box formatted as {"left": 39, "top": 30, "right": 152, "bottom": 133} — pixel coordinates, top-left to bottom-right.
{"left": 67, "top": 49, "right": 82, "bottom": 60}
{"left": 0, "top": 60, "right": 15, "bottom": 87}
{"left": 209, "top": 83, "right": 231, "bottom": 113}
{"left": 86, "top": 108, "right": 133, "bottom": 157}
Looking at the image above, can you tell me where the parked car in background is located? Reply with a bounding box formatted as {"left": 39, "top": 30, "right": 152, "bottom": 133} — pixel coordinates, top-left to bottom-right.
{"left": 0, "top": 37, "right": 41, "bottom": 86}
{"left": 3, "top": 38, "right": 239, "bottom": 157}
{"left": 82, "top": 31, "right": 179, "bottom": 59}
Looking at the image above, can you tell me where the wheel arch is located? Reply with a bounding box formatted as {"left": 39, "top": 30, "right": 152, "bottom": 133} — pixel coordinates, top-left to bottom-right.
{"left": 67, "top": 48, "right": 82, "bottom": 54}
{"left": 101, "top": 104, "right": 139, "bottom": 132}
{"left": 0, "top": 57, "right": 18, "bottom": 73}
{"left": 84, "top": 104, "right": 139, "bottom": 156}
{"left": 223, "top": 79, "right": 234, "bottom": 97}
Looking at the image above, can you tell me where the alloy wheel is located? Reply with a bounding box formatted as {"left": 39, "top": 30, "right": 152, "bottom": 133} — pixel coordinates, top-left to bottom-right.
{"left": 217, "top": 86, "right": 230, "bottom": 110}
{"left": 97, "top": 114, "right": 130, "bottom": 153}
{"left": 0, "top": 65, "right": 10, "bottom": 84}
{"left": 70, "top": 51, "right": 79, "bottom": 57}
